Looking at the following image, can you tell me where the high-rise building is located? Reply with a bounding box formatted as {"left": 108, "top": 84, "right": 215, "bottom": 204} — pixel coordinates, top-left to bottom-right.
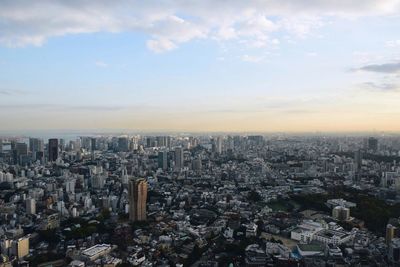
{"left": 387, "top": 224, "right": 398, "bottom": 245}
{"left": 174, "top": 147, "right": 184, "bottom": 170}
{"left": 12, "top": 236, "right": 29, "bottom": 259}
{"left": 368, "top": 137, "right": 378, "bottom": 152}
{"left": 389, "top": 238, "right": 400, "bottom": 263}
{"left": 80, "top": 136, "right": 92, "bottom": 150}
{"left": 118, "top": 137, "right": 129, "bottom": 152}
{"left": 91, "top": 138, "right": 96, "bottom": 160}
{"left": 353, "top": 149, "right": 362, "bottom": 183}
{"left": 29, "top": 138, "right": 44, "bottom": 160}
{"left": 158, "top": 151, "right": 168, "bottom": 170}
{"left": 12, "top": 142, "right": 28, "bottom": 165}
{"left": 48, "top": 139, "right": 59, "bottom": 162}
{"left": 192, "top": 157, "right": 202, "bottom": 173}
{"left": 128, "top": 178, "right": 148, "bottom": 222}
{"left": 0, "top": 139, "right": 3, "bottom": 153}
{"left": 59, "top": 138, "right": 65, "bottom": 151}
{"left": 91, "top": 175, "right": 105, "bottom": 189}
{"left": 65, "top": 179, "right": 76, "bottom": 194}
{"left": 332, "top": 206, "right": 350, "bottom": 221}
{"left": 354, "top": 150, "right": 362, "bottom": 171}
{"left": 26, "top": 198, "right": 36, "bottom": 215}
{"left": 213, "top": 136, "right": 223, "bottom": 154}
{"left": 156, "top": 136, "right": 164, "bottom": 147}
{"left": 166, "top": 136, "right": 171, "bottom": 148}
{"left": 248, "top": 135, "right": 264, "bottom": 146}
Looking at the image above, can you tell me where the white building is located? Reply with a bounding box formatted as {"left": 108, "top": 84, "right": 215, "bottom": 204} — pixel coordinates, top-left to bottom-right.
{"left": 81, "top": 244, "right": 113, "bottom": 261}
{"left": 291, "top": 220, "right": 324, "bottom": 243}
{"left": 313, "top": 229, "right": 353, "bottom": 245}
{"left": 26, "top": 198, "right": 36, "bottom": 215}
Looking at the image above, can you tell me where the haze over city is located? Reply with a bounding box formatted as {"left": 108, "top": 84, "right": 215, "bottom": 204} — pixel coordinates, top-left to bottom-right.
{"left": 1, "top": 1, "right": 400, "bottom": 132}
{"left": 3, "top": 2, "right": 400, "bottom": 267}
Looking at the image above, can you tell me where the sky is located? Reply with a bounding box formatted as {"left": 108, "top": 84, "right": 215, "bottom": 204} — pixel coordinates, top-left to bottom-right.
{"left": 0, "top": 0, "right": 400, "bottom": 133}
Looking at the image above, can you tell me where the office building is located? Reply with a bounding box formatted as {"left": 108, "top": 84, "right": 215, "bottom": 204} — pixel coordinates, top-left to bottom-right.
{"left": 354, "top": 150, "right": 362, "bottom": 171}
{"left": 12, "top": 236, "right": 29, "bottom": 259}
{"left": 353, "top": 149, "right": 362, "bottom": 183}
{"left": 368, "top": 137, "right": 378, "bottom": 152}
{"left": 213, "top": 136, "right": 223, "bottom": 154}
{"left": 387, "top": 223, "right": 399, "bottom": 245}
{"left": 192, "top": 157, "right": 202, "bottom": 172}
{"left": 80, "top": 137, "right": 92, "bottom": 150}
{"left": 59, "top": 138, "right": 65, "bottom": 151}
{"left": 128, "top": 178, "right": 147, "bottom": 222}
{"left": 332, "top": 206, "right": 350, "bottom": 221}
{"left": 174, "top": 147, "right": 184, "bottom": 170}
{"left": 389, "top": 238, "right": 400, "bottom": 263}
{"left": 81, "top": 244, "right": 112, "bottom": 261}
{"left": 12, "top": 142, "right": 28, "bottom": 165}
{"left": 25, "top": 198, "right": 36, "bottom": 215}
{"left": 29, "top": 138, "right": 44, "bottom": 160}
{"left": 118, "top": 137, "right": 129, "bottom": 152}
{"left": 248, "top": 135, "right": 264, "bottom": 146}
{"left": 91, "top": 138, "right": 96, "bottom": 160}
{"left": 158, "top": 151, "right": 168, "bottom": 170}
{"left": 65, "top": 179, "right": 76, "bottom": 194}
{"left": 48, "top": 139, "right": 59, "bottom": 162}
{"left": 91, "top": 175, "right": 105, "bottom": 189}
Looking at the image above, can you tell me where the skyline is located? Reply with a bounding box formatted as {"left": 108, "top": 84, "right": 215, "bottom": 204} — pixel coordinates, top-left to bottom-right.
{"left": 1, "top": 1, "right": 400, "bottom": 132}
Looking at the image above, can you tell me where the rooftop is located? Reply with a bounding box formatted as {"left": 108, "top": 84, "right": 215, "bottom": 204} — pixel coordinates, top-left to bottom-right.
{"left": 82, "top": 244, "right": 111, "bottom": 257}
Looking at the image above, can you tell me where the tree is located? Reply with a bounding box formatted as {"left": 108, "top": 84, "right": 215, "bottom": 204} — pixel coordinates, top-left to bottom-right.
{"left": 247, "top": 190, "right": 262, "bottom": 202}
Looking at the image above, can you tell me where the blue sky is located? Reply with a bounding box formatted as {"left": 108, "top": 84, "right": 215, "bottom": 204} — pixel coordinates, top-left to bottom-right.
{"left": 1, "top": 1, "right": 400, "bottom": 132}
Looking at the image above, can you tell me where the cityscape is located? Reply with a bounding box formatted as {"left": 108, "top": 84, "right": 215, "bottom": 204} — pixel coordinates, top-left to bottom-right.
{"left": 1, "top": 0, "right": 400, "bottom": 266}
{"left": 0, "top": 134, "right": 400, "bottom": 266}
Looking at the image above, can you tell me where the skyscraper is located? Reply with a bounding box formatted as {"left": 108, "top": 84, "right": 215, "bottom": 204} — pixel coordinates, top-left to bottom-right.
{"left": 192, "top": 157, "right": 202, "bottom": 173}
{"left": 354, "top": 149, "right": 362, "bottom": 183}
{"left": 158, "top": 151, "right": 168, "bottom": 170}
{"left": 214, "top": 136, "right": 223, "bottom": 154}
{"left": 29, "top": 138, "right": 44, "bottom": 160}
{"left": 354, "top": 149, "right": 362, "bottom": 171}
{"left": 12, "top": 142, "right": 28, "bottom": 165}
{"left": 212, "top": 136, "right": 222, "bottom": 154}
{"left": 48, "top": 139, "right": 59, "bottom": 162}
{"left": 128, "top": 178, "right": 148, "bottom": 222}
{"left": 368, "top": 137, "right": 378, "bottom": 152}
{"left": 0, "top": 139, "right": 3, "bottom": 153}
{"left": 118, "top": 137, "right": 129, "bottom": 152}
{"left": 91, "top": 138, "right": 96, "bottom": 160}
{"left": 174, "top": 147, "right": 184, "bottom": 170}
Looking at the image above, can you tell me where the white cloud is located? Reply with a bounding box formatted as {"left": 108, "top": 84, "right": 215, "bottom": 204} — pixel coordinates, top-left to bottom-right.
{"left": 95, "top": 60, "right": 108, "bottom": 67}
{"left": 386, "top": 40, "right": 400, "bottom": 47}
{"left": 0, "top": 0, "right": 399, "bottom": 52}
{"left": 241, "top": 54, "right": 264, "bottom": 63}
{"left": 147, "top": 38, "right": 177, "bottom": 53}
{"left": 361, "top": 82, "right": 399, "bottom": 92}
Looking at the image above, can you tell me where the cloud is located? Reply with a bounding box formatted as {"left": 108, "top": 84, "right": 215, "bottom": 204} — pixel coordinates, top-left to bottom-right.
{"left": 241, "top": 54, "right": 264, "bottom": 63}
{"left": 361, "top": 82, "right": 399, "bottom": 92}
{"left": 0, "top": 89, "right": 28, "bottom": 95}
{"left": 95, "top": 60, "right": 108, "bottom": 67}
{"left": 0, "top": 103, "right": 125, "bottom": 111}
{"left": 386, "top": 40, "right": 400, "bottom": 47}
{"left": 306, "top": 52, "right": 318, "bottom": 57}
{"left": 147, "top": 38, "right": 177, "bottom": 53}
{"left": 358, "top": 62, "right": 400, "bottom": 73}
{"left": 1, "top": 0, "right": 399, "bottom": 52}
